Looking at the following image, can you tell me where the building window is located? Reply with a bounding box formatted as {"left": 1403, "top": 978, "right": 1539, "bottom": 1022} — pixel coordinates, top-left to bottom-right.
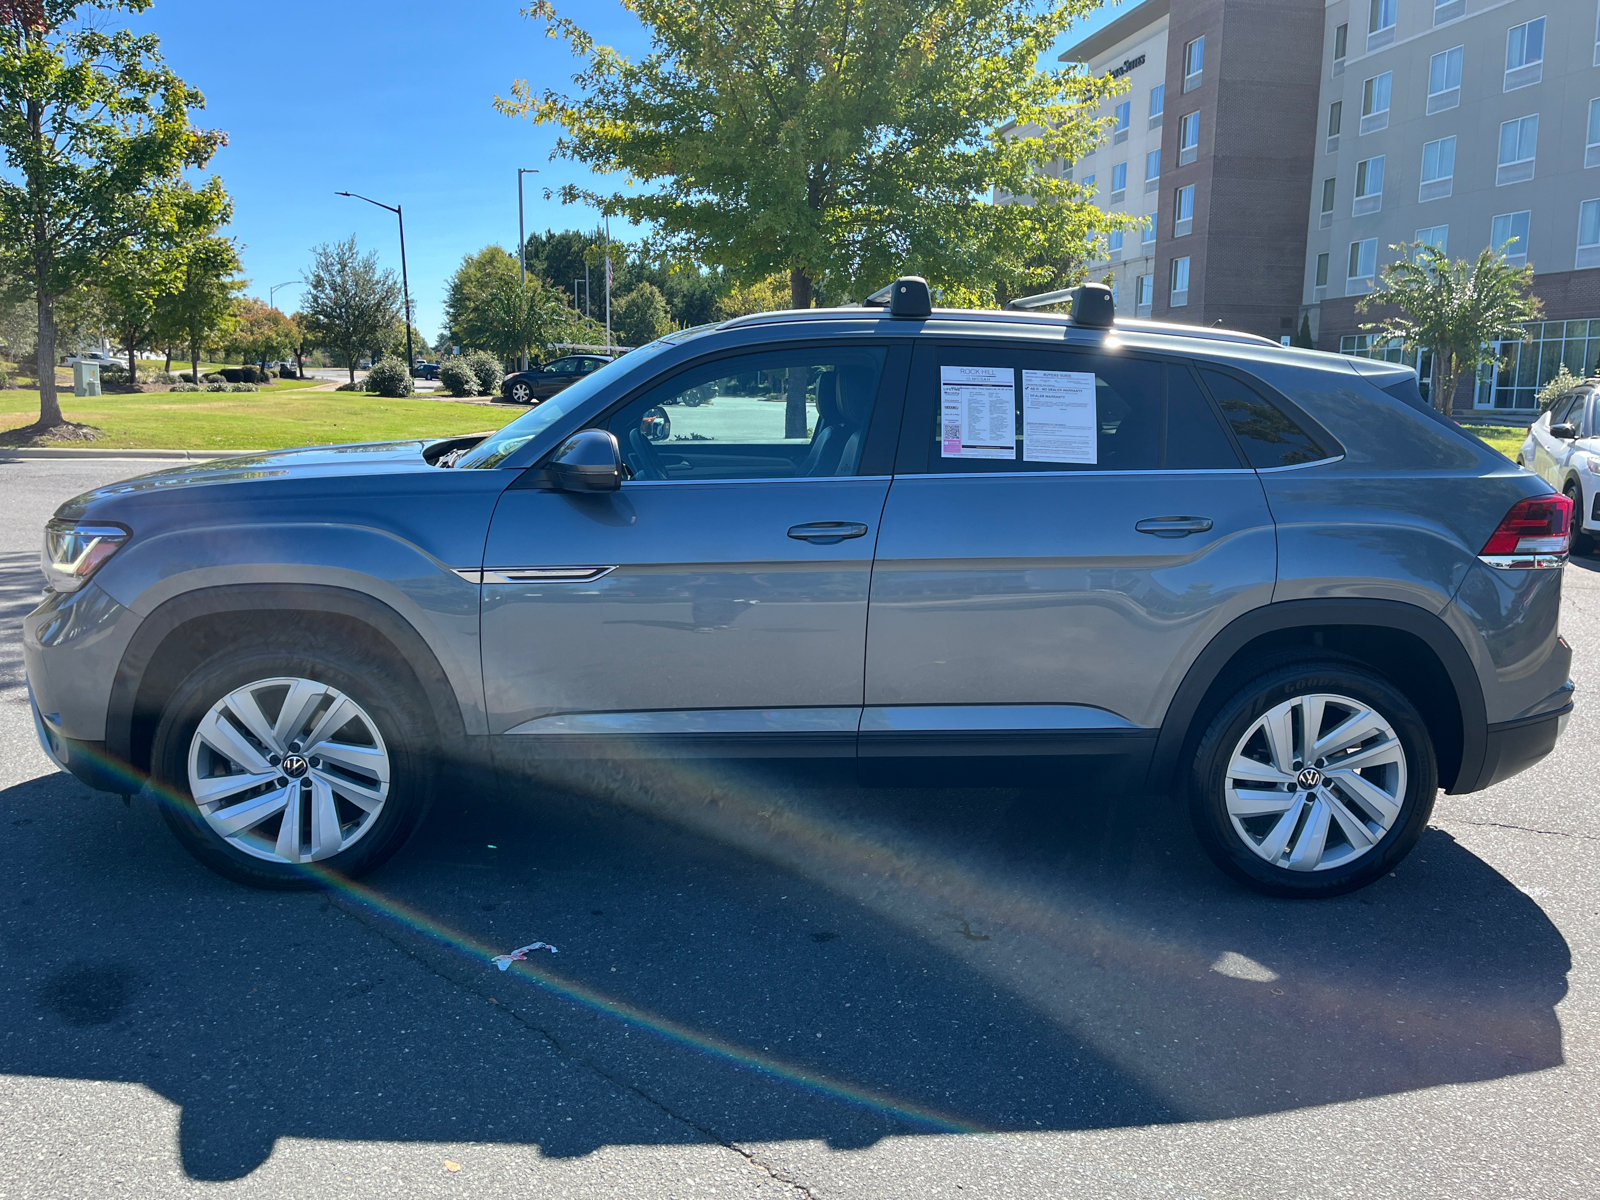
{"left": 1145, "top": 148, "right": 1161, "bottom": 192}
{"left": 1327, "top": 100, "right": 1342, "bottom": 153}
{"left": 1360, "top": 72, "right": 1392, "bottom": 134}
{"left": 1183, "top": 36, "right": 1205, "bottom": 92}
{"left": 1174, "top": 184, "right": 1196, "bottom": 237}
{"left": 1588, "top": 98, "right": 1600, "bottom": 169}
{"left": 1110, "top": 160, "right": 1127, "bottom": 202}
{"left": 1141, "top": 216, "right": 1156, "bottom": 245}
{"left": 1505, "top": 17, "right": 1545, "bottom": 91}
{"left": 1320, "top": 176, "right": 1336, "bottom": 229}
{"left": 1333, "top": 22, "right": 1348, "bottom": 74}
{"left": 1354, "top": 155, "right": 1385, "bottom": 216}
{"left": 1479, "top": 320, "right": 1600, "bottom": 409}
{"left": 1347, "top": 238, "right": 1378, "bottom": 292}
{"left": 1427, "top": 46, "right": 1463, "bottom": 114}
{"left": 1113, "top": 100, "right": 1131, "bottom": 144}
{"left": 1497, "top": 115, "right": 1539, "bottom": 186}
{"left": 1149, "top": 83, "right": 1165, "bottom": 129}
{"left": 1315, "top": 252, "right": 1330, "bottom": 288}
{"left": 1107, "top": 229, "right": 1125, "bottom": 259}
{"left": 1419, "top": 136, "right": 1456, "bottom": 201}
{"left": 1082, "top": 173, "right": 1096, "bottom": 196}
{"left": 1136, "top": 273, "right": 1154, "bottom": 315}
{"left": 1415, "top": 224, "right": 1449, "bottom": 254}
{"left": 1491, "top": 210, "right": 1531, "bottom": 266}
{"left": 1170, "top": 256, "right": 1190, "bottom": 306}
{"left": 1578, "top": 200, "right": 1600, "bottom": 269}
{"left": 1435, "top": 0, "right": 1465, "bottom": 25}
{"left": 1368, "top": 0, "right": 1397, "bottom": 51}
{"left": 1178, "top": 112, "right": 1200, "bottom": 166}
{"left": 1595, "top": 3, "right": 1600, "bottom": 68}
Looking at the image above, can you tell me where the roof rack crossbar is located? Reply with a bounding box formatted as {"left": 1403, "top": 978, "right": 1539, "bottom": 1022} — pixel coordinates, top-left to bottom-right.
{"left": 1003, "top": 287, "right": 1079, "bottom": 311}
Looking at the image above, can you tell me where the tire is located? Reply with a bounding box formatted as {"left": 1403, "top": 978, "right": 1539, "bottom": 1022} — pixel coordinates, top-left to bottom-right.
{"left": 1188, "top": 659, "right": 1436, "bottom": 898}
{"left": 149, "top": 632, "right": 437, "bottom": 889}
{"left": 508, "top": 381, "right": 532, "bottom": 405}
{"left": 1564, "top": 481, "right": 1594, "bottom": 556}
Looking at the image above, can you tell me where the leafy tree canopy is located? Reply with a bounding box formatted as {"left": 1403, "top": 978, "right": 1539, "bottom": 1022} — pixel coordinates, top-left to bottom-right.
{"left": 301, "top": 235, "right": 402, "bottom": 383}
{"left": 1360, "top": 243, "right": 1543, "bottom": 414}
{"left": 225, "top": 296, "right": 297, "bottom": 365}
{"left": 444, "top": 243, "right": 586, "bottom": 364}
{"left": 501, "top": 0, "right": 1124, "bottom": 309}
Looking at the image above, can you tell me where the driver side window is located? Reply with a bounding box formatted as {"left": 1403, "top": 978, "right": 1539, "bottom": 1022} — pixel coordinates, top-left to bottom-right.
{"left": 602, "top": 347, "right": 886, "bottom": 482}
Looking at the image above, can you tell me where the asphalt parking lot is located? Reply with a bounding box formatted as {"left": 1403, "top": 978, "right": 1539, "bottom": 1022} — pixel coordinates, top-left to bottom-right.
{"left": 1, "top": 456, "right": 1596, "bottom": 1199}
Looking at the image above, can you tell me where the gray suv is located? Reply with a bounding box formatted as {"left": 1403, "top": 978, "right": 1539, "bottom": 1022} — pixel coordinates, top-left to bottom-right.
{"left": 23, "top": 280, "right": 1574, "bottom": 897}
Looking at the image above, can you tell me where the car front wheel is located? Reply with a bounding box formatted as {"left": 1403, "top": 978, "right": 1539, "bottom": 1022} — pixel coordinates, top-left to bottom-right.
{"left": 508, "top": 381, "right": 532, "bottom": 404}
{"left": 1565, "top": 481, "right": 1594, "bottom": 556}
{"left": 1188, "top": 659, "right": 1436, "bottom": 897}
{"left": 149, "top": 634, "right": 436, "bottom": 889}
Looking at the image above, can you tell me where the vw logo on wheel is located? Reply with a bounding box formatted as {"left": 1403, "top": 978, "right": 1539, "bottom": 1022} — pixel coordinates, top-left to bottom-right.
{"left": 1296, "top": 766, "right": 1323, "bottom": 789}
{"left": 280, "top": 753, "right": 310, "bottom": 779}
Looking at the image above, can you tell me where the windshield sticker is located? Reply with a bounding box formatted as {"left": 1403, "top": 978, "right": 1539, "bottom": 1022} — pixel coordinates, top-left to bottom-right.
{"left": 1022, "top": 369, "right": 1098, "bottom": 464}
{"left": 940, "top": 365, "right": 1016, "bottom": 458}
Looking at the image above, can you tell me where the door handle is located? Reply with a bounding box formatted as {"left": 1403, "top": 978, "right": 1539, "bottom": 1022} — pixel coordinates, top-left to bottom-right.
{"left": 1134, "top": 516, "right": 1214, "bottom": 537}
{"left": 788, "top": 521, "right": 869, "bottom": 545}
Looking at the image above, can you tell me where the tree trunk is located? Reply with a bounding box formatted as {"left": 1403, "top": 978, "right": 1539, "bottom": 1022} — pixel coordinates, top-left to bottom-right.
{"left": 127, "top": 340, "right": 137, "bottom": 387}
{"left": 346, "top": 351, "right": 355, "bottom": 384}
{"left": 789, "top": 267, "right": 813, "bottom": 311}
{"left": 164, "top": 347, "right": 172, "bottom": 373}
{"left": 1434, "top": 350, "right": 1459, "bottom": 415}
{"left": 190, "top": 330, "right": 200, "bottom": 387}
{"left": 36, "top": 290, "right": 61, "bottom": 427}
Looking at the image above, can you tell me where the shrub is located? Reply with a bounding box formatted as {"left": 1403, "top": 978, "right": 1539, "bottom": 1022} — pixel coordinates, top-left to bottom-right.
{"left": 224, "top": 382, "right": 259, "bottom": 393}
{"left": 99, "top": 362, "right": 130, "bottom": 385}
{"left": 170, "top": 382, "right": 201, "bottom": 393}
{"left": 204, "top": 381, "right": 229, "bottom": 392}
{"left": 439, "top": 356, "right": 478, "bottom": 397}
{"left": 364, "top": 357, "right": 414, "bottom": 398}
{"left": 1538, "top": 364, "right": 1582, "bottom": 412}
{"left": 335, "top": 379, "right": 365, "bottom": 392}
{"left": 0, "top": 369, "right": 10, "bottom": 390}
{"left": 152, "top": 370, "right": 178, "bottom": 385}
{"left": 464, "top": 350, "right": 503, "bottom": 395}
{"left": 203, "top": 372, "right": 225, "bottom": 384}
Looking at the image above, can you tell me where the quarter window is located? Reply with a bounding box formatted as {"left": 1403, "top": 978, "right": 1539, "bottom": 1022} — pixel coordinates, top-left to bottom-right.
{"left": 923, "top": 349, "right": 1238, "bottom": 474}
{"left": 603, "top": 347, "right": 887, "bottom": 481}
{"left": 1199, "top": 369, "right": 1332, "bottom": 467}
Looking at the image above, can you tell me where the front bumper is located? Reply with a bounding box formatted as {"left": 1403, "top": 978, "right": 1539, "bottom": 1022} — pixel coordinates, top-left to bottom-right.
{"left": 28, "top": 683, "right": 130, "bottom": 795}
{"left": 23, "top": 581, "right": 141, "bottom": 763}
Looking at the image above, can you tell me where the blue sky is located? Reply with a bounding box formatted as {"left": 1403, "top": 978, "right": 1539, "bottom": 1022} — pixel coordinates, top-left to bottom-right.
{"left": 130, "top": 0, "right": 1127, "bottom": 341}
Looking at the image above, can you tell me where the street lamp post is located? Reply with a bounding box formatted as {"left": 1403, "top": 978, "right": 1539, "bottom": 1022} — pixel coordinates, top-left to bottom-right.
{"left": 269, "top": 281, "right": 298, "bottom": 311}
{"left": 517, "top": 168, "right": 538, "bottom": 370}
{"left": 335, "top": 191, "right": 413, "bottom": 369}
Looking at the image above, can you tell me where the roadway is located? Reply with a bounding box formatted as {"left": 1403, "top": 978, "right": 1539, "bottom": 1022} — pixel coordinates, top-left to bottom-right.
{"left": 0, "top": 456, "right": 1594, "bottom": 1198}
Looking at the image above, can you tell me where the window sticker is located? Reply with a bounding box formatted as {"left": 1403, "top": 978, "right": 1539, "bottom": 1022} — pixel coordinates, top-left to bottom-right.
{"left": 1022, "top": 369, "right": 1098, "bottom": 464}
{"left": 940, "top": 365, "right": 1016, "bottom": 458}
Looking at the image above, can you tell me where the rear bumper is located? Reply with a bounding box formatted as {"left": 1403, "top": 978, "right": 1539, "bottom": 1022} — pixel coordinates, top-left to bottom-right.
{"left": 1452, "top": 702, "right": 1572, "bottom": 794}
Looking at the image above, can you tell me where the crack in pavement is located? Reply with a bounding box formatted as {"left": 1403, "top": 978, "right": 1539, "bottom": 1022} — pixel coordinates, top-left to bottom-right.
{"left": 325, "top": 892, "right": 824, "bottom": 1200}
{"left": 1444, "top": 818, "right": 1600, "bottom": 842}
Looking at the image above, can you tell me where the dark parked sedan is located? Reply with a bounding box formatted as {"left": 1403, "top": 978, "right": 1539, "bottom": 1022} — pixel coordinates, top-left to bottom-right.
{"left": 501, "top": 354, "right": 613, "bottom": 404}
{"left": 411, "top": 361, "right": 440, "bottom": 380}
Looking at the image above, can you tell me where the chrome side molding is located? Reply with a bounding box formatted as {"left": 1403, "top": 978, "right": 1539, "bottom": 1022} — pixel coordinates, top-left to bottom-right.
{"left": 455, "top": 566, "right": 617, "bottom": 585}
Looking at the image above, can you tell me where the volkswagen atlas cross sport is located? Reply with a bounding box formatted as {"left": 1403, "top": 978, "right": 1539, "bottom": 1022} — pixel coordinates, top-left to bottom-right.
{"left": 24, "top": 280, "right": 1575, "bottom": 897}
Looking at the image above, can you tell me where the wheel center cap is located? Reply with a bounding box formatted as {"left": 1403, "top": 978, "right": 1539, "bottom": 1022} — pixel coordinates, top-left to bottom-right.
{"left": 1296, "top": 766, "right": 1323, "bottom": 789}
{"left": 281, "top": 754, "right": 310, "bottom": 779}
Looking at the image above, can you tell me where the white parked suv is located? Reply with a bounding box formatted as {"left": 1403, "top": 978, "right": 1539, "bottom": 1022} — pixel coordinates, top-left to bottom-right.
{"left": 1519, "top": 378, "right": 1600, "bottom": 553}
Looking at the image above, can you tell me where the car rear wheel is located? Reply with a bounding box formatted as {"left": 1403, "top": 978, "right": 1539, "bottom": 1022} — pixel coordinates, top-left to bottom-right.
{"left": 1564, "top": 481, "right": 1594, "bottom": 555}
{"left": 1188, "top": 660, "right": 1436, "bottom": 897}
{"left": 149, "top": 635, "right": 435, "bottom": 889}
{"left": 508, "top": 381, "right": 532, "bottom": 404}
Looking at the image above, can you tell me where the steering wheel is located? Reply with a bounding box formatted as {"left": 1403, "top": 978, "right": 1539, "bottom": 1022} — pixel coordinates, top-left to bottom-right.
{"left": 626, "top": 426, "right": 667, "bottom": 480}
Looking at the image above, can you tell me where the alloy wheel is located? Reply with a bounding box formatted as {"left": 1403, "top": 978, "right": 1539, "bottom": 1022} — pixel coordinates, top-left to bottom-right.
{"left": 186, "top": 676, "right": 391, "bottom": 865}
{"left": 1224, "top": 692, "right": 1407, "bottom": 872}
{"left": 511, "top": 382, "right": 531, "bottom": 403}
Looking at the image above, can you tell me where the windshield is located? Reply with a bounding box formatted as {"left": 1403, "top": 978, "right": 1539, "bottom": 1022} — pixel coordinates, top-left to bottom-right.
{"left": 455, "top": 342, "right": 676, "bottom": 469}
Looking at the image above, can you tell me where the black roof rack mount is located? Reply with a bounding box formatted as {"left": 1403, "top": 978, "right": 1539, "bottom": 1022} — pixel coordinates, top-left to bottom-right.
{"left": 1005, "top": 283, "right": 1115, "bottom": 329}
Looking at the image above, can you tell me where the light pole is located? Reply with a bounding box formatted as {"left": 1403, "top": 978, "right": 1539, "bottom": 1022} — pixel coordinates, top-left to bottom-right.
{"left": 517, "top": 168, "right": 538, "bottom": 369}
{"left": 269, "top": 281, "right": 298, "bottom": 311}
{"left": 335, "top": 191, "right": 412, "bottom": 369}
{"left": 604, "top": 212, "right": 612, "bottom": 353}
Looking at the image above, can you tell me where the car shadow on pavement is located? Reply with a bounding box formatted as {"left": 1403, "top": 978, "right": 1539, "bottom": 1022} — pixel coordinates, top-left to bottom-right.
{"left": 0, "top": 753, "right": 1570, "bottom": 1181}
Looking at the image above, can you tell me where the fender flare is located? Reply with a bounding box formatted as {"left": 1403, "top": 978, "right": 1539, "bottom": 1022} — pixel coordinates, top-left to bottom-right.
{"left": 105, "top": 583, "right": 469, "bottom": 771}
{"left": 1146, "top": 597, "right": 1487, "bottom": 794}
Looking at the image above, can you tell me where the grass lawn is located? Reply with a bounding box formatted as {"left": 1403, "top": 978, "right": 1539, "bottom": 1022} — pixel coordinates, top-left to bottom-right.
{"left": 1470, "top": 425, "right": 1527, "bottom": 461}
{"left": 0, "top": 384, "right": 521, "bottom": 450}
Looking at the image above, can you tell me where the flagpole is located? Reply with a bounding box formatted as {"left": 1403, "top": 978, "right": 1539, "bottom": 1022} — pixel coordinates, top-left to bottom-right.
{"left": 604, "top": 213, "right": 612, "bottom": 353}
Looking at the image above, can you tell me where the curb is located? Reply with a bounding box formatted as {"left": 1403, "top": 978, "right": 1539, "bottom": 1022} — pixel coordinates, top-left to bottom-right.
{"left": 0, "top": 447, "right": 261, "bottom": 461}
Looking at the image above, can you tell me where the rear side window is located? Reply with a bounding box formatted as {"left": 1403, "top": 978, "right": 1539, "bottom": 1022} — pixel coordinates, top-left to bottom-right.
{"left": 916, "top": 346, "right": 1239, "bottom": 473}
{"left": 1199, "top": 368, "right": 1332, "bottom": 467}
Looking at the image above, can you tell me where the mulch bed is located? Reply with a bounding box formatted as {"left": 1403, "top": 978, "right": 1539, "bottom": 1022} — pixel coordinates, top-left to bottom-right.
{"left": 0, "top": 420, "right": 104, "bottom": 447}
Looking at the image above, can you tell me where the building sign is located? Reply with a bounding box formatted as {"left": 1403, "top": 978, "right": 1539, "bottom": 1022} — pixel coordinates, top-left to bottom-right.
{"left": 1108, "top": 54, "right": 1146, "bottom": 79}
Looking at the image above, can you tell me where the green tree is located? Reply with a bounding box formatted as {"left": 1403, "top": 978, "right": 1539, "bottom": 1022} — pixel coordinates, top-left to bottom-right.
{"left": 301, "top": 236, "right": 401, "bottom": 383}
{"left": 501, "top": 0, "right": 1121, "bottom": 316}
{"left": 151, "top": 234, "right": 243, "bottom": 382}
{"left": 1359, "top": 243, "right": 1543, "bottom": 414}
{"left": 98, "top": 179, "right": 231, "bottom": 383}
{"left": 0, "top": 0, "right": 223, "bottom": 430}
{"left": 225, "top": 296, "right": 296, "bottom": 366}
{"left": 614, "top": 281, "right": 672, "bottom": 347}
{"left": 444, "top": 244, "right": 577, "bottom": 365}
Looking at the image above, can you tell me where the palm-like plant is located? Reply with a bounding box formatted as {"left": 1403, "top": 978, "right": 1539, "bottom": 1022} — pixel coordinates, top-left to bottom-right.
{"left": 1358, "top": 242, "right": 1542, "bottom": 413}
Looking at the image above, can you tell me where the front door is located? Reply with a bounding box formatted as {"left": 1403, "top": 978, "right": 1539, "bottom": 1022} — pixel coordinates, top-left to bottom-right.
{"left": 862, "top": 340, "right": 1277, "bottom": 761}
{"left": 481, "top": 343, "right": 901, "bottom": 757}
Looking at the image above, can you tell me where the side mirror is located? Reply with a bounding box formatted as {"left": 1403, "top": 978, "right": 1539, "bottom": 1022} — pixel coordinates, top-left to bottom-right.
{"left": 1552, "top": 422, "right": 1579, "bottom": 440}
{"left": 546, "top": 429, "right": 622, "bottom": 492}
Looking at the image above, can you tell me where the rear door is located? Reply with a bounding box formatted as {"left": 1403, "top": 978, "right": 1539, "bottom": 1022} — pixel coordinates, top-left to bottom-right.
{"left": 1531, "top": 393, "right": 1578, "bottom": 484}
{"left": 862, "top": 340, "right": 1277, "bottom": 759}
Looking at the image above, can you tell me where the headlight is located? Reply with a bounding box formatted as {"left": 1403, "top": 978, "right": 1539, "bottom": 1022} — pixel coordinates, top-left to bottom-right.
{"left": 1582, "top": 453, "right": 1600, "bottom": 473}
{"left": 42, "top": 520, "right": 128, "bottom": 592}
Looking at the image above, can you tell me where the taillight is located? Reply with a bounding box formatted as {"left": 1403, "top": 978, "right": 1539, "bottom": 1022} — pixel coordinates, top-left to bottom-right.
{"left": 1478, "top": 494, "right": 1571, "bottom": 569}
